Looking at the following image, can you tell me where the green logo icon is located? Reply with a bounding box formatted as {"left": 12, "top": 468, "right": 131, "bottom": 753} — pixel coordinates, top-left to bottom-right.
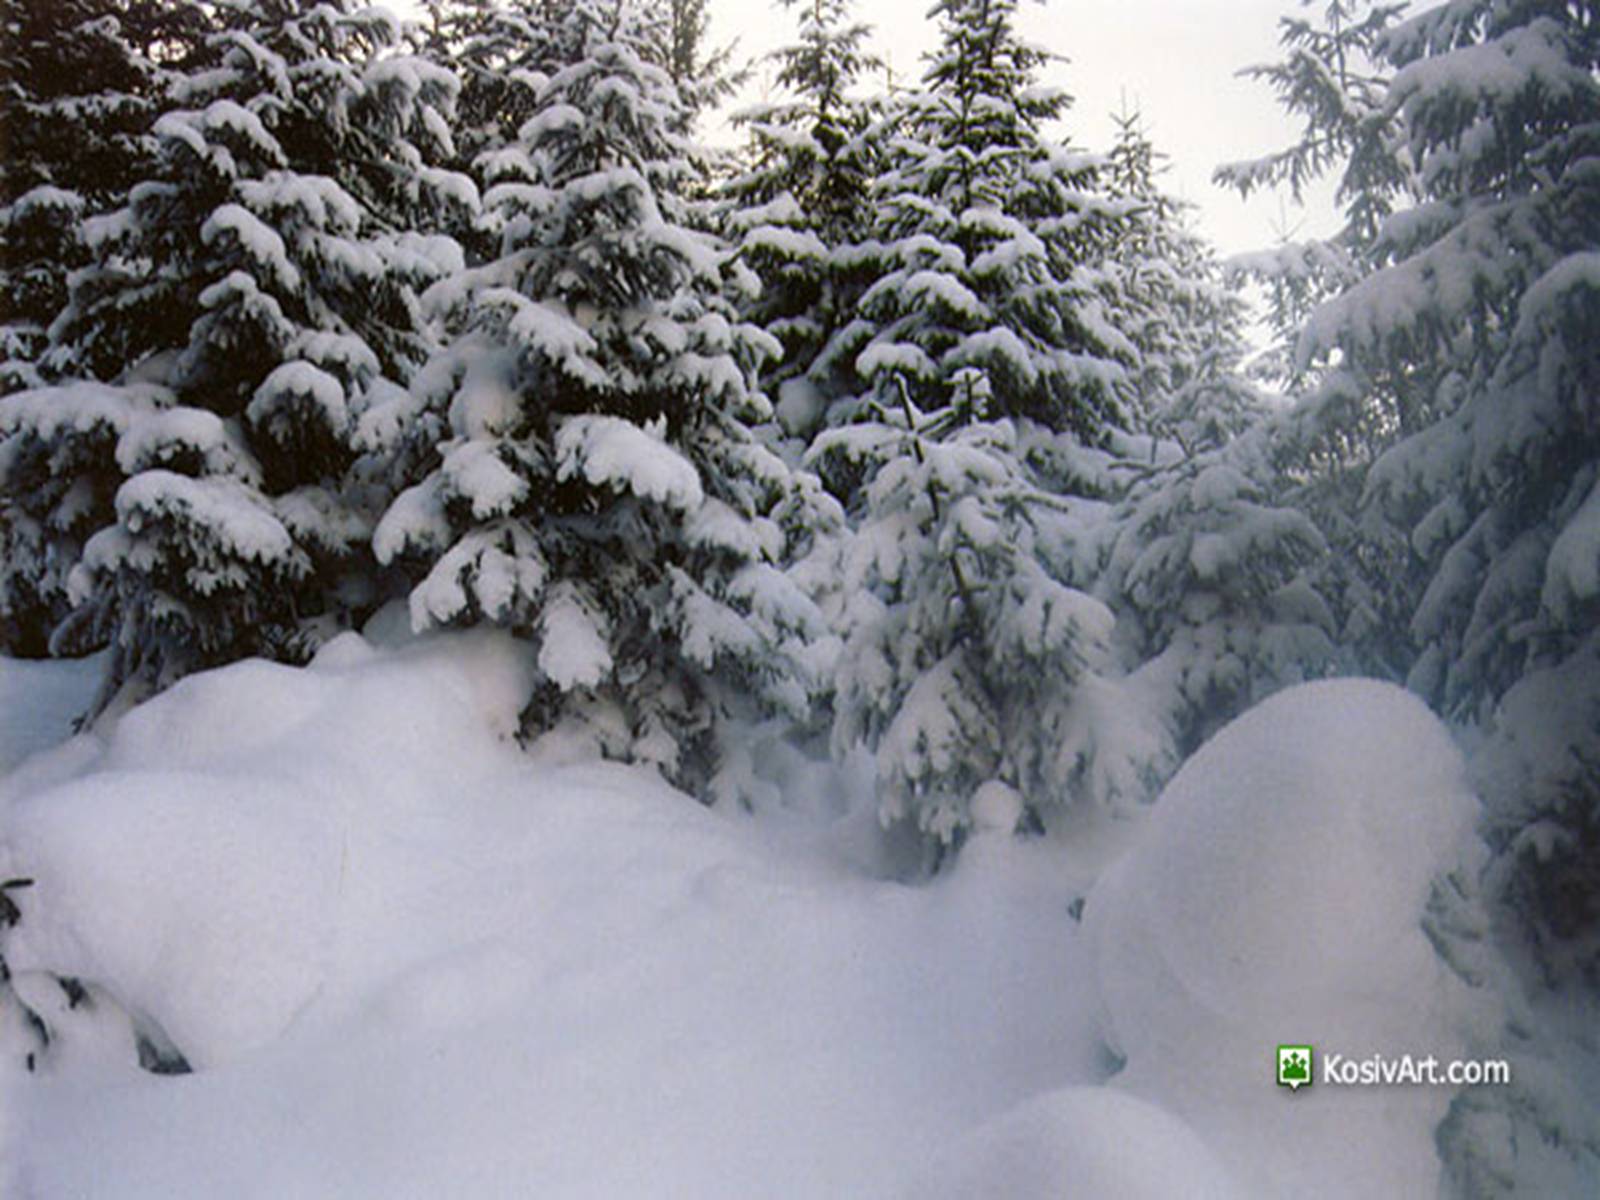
{"left": 1277, "top": 1045, "right": 1314, "bottom": 1091}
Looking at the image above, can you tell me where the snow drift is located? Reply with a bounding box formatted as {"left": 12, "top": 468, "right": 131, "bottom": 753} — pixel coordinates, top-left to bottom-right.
{"left": 1087, "top": 678, "right": 1485, "bottom": 1198}
{"left": 0, "top": 644, "right": 1485, "bottom": 1198}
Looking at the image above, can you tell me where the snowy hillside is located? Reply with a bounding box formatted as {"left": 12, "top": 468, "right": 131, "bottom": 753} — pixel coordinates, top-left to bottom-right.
{"left": 0, "top": 631, "right": 1491, "bottom": 1198}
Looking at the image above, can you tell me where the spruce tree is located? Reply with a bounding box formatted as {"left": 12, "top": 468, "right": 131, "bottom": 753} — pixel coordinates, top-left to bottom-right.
{"left": 371, "top": 0, "right": 823, "bottom": 794}
{"left": 0, "top": 1, "right": 213, "bottom": 653}
{"left": 1215, "top": 0, "right": 1420, "bottom": 691}
{"left": 1235, "top": 2, "right": 1600, "bottom": 1188}
{"left": 809, "top": 0, "right": 1165, "bottom": 848}
{"left": 1085, "top": 106, "right": 1337, "bottom": 761}
{"left": 1216, "top": 0, "right": 1410, "bottom": 389}
{"left": 420, "top": 1, "right": 567, "bottom": 182}
{"left": 0, "top": 0, "right": 207, "bottom": 392}
{"left": 1336, "top": 0, "right": 1600, "bottom": 982}
{"left": 1099, "top": 106, "right": 1250, "bottom": 435}
{"left": 4, "top": 0, "right": 467, "bottom": 705}
{"left": 723, "top": 0, "right": 881, "bottom": 444}
{"left": 843, "top": 0, "right": 1129, "bottom": 434}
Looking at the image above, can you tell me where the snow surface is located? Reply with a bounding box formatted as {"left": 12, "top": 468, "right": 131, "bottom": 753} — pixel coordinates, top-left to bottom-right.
{"left": 0, "top": 646, "right": 1486, "bottom": 1198}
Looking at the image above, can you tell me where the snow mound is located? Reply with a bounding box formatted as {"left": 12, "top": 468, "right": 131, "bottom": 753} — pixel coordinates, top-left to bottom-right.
{"left": 1093, "top": 679, "right": 1476, "bottom": 1047}
{"left": 2, "top": 632, "right": 538, "bottom": 1068}
{"left": 0, "top": 659, "right": 1492, "bottom": 1198}
{"left": 1086, "top": 678, "right": 1484, "bottom": 1198}
{"left": 903, "top": 1087, "right": 1240, "bottom": 1200}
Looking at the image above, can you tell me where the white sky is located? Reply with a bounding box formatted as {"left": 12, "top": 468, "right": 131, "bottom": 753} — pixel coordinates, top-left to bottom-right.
{"left": 707, "top": 0, "right": 1342, "bottom": 258}
{"left": 392, "top": 0, "right": 1341, "bottom": 258}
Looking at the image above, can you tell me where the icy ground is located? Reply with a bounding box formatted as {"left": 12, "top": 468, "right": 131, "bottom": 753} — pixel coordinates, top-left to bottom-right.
{"left": 0, "top": 626, "right": 1484, "bottom": 1198}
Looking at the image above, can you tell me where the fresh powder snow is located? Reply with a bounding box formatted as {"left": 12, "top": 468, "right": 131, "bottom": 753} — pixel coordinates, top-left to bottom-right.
{"left": 0, "top": 638, "right": 1487, "bottom": 1198}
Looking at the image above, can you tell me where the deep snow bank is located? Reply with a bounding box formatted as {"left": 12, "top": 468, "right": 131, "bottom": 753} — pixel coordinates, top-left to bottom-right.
{"left": 0, "top": 633, "right": 1107, "bottom": 1198}
{"left": 0, "top": 646, "right": 1488, "bottom": 1198}
{"left": 1087, "top": 678, "right": 1485, "bottom": 1198}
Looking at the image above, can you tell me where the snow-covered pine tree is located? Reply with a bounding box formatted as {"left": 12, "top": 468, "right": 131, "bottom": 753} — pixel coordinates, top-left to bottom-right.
{"left": 1216, "top": 0, "right": 1411, "bottom": 389}
{"left": 1215, "top": 0, "right": 1421, "bottom": 691}
{"left": 723, "top": 0, "right": 882, "bottom": 447}
{"left": 426, "top": 0, "right": 726, "bottom": 230}
{"left": 1098, "top": 106, "right": 1252, "bottom": 437}
{"left": 652, "top": 0, "right": 738, "bottom": 124}
{"left": 419, "top": 1, "right": 567, "bottom": 186}
{"left": 10, "top": 0, "right": 469, "bottom": 707}
{"left": 0, "top": 0, "right": 208, "bottom": 393}
{"left": 1081, "top": 105, "right": 1338, "bottom": 762}
{"left": 371, "top": 0, "right": 824, "bottom": 795}
{"left": 1238, "top": 2, "right": 1600, "bottom": 1188}
{"left": 845, "top": 0, "right": 1130, "bottom": 435}
{"left": 808, "top": 0, "right": 1167, "bottom": 849}
{"left": 0, "top": 2, "right": 213, "bottom": 654}
{"left": 1358, "top": 0, "right": 1600, "bottom": 973}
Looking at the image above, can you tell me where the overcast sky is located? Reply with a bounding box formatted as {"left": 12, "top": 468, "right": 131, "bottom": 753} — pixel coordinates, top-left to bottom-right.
{"left": 393, "top": 0, "right": 1343, "bottom": 258}
{"left": 706, "top": 0, "right": 1342, "bottom": 258}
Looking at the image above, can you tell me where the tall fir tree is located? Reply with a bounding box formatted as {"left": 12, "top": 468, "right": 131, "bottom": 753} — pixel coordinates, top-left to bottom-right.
{"left": 1216, "top": 0, "right": 1411, "bottom": 389}
{"left": 1346, "top": 0, "right": 1600, "bottom": 976}
{"left": 1215, "top": 0, "right": 1421, "bottom": 696}
{"left": 1236, "top": 2, "right": 1600, "bottom": 1190}
{"left": 654, "top": 0, "right": 738, "bottom": 122}
{"left": 1098, "top": 105, "right": 1252, "bottom": 436}
{"left": 808, "top": 0, "right": 1167, "bottom": 848}
{"left": 723, "top": 0, "right": 882, "bottom": 447}
{"left": 1086, "top": 105, "right": 1336, "bottom": 764}
{"left": 370, "top": 0, "right": 824, "bottom": 795}
{"left": 0, "top": 0, "right": 210, "bottom": 394}
{"left": 842, "top": 0, "right": 1130, "bottom": 434}
{"left": 1, "top": 0, "right": 469, "bottom": 704}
